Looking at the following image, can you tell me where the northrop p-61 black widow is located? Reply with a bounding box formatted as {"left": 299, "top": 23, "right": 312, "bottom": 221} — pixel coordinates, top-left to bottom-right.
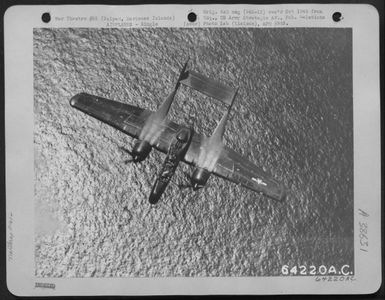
{"left": 70, "top": 60, "right": 286, "bottom": 204}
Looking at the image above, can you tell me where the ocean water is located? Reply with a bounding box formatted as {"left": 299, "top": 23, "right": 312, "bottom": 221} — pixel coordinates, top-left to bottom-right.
{"left": 34, "top": 27, "right": 353, "bottom": 277}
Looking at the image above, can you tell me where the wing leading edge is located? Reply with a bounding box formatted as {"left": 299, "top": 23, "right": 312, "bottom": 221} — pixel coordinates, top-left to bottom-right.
{"left": 70, "top": 93, "right": 151, "bottom": 139}
{"left": 69, "top": 93, "right": 191, "bottom": 156}
{"left": 70, "top": 93, "right": 286, "bottom": 201}
{"left": 181, "top": 133, "right": 286, "bottom": 201}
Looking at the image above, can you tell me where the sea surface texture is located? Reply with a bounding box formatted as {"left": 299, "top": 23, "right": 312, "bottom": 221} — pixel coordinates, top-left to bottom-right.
{"left": 34, "top": 28, "right": 353, "bottom": 277}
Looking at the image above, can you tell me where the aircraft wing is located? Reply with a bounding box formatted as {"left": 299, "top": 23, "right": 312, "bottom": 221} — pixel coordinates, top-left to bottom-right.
{"left": 182, "top": 134, "right": 286, "bottom": 201}
{"left": 70, "top": 93, "right": 152, "bottom": 139}
{"left": 69, "top": 93, "right": 189, "bottom": 155}
{"left": 212, "top": 148, "right": 286, "bottom": 201}
{"left": 70, "top": 93, "right": 285, "bottom": 201}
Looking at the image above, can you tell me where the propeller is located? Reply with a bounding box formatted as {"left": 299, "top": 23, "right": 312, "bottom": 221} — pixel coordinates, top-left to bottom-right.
{"left": 178, "top": 183, "right": 193, "bottom": 190}
{"left": 169, "top": 170, "right": 191, "bottom": 190}
{"left": 119, "top": 146, "right": 136, "bottom": 164}
{"left": 176, "top": 173, "right": 205, "bottom": 191}
{"left": 119, "top": 146, "right": 133, "bottom": 156}
{"left": 177, "top": 183, "right": 205, "bottom": 191}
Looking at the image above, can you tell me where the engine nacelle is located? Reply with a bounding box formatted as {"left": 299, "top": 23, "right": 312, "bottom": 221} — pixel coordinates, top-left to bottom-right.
{"left": 191, "top": 167, "right": 211, "bottom": 190}
{"left": 131, "top": 140, "right": 152, "bottom": 162}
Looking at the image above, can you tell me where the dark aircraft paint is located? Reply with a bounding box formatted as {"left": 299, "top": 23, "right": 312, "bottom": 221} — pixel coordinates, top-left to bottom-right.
{"left": 35, "top": 28, "right": 353, "bottom": 277}
{"left": 149, "top": 128, "right": 193, "bottom": 204}
{"left": 131, "top": 140, "right": 152, "bottom": 162}
{"left": 191, "top": 167, "right": 211, "bottom": 190}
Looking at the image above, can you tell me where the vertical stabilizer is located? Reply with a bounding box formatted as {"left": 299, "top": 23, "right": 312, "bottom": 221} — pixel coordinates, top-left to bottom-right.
{"left": 228, "top": 87, "right": 238, "bottom": 114}
{"left": 211, "top": 111, "right": 229, "bottom": 143}
{"left": 155, "top": 89, "right": 177, "bottom": 118}
{"left": 177, "top": 58, "right": 190, "bottom": 82}
{"left": 154, "top": 58, "right": 190, "bottom": 119}
{"left": 210, "top": 87, "right": 238, "bottom": 142}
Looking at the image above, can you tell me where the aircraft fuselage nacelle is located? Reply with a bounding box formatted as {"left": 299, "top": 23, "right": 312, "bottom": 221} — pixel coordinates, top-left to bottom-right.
{"left": 149, "top": 128, "right": 193, "bottom": 204}
{"left": 191, "top": 167, "right": 211, "bottom": 190}
{"left": 131, "top": 140, "right": 152, "bottom": 162}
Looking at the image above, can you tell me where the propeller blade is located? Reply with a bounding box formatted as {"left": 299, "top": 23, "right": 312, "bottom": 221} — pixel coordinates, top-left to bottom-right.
{"left": 178, "top": 184, "right": 192, "bottom": 189}
{"left": 119, "top": 146, "right": 133, "bottom": 156}
{"left": 124, "top": 159, "right": 134, "bottom": 164}
{"left": 182, "top": 170, "right": 192, "bottom": 180}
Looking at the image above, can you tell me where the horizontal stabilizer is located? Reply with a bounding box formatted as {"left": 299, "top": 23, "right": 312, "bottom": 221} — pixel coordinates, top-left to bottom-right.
{"left": 179, "top": 70, "right": 236, "bottom": 106}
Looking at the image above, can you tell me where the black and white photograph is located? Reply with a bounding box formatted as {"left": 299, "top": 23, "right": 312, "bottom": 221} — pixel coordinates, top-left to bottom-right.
{"left": 4, "top": 3, "right": 382, "bottom": 296}
{"left": 33, "top": 27, "right": 354, "bottom": 278}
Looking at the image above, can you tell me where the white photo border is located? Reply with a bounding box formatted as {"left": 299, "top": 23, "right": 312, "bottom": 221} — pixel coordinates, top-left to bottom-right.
{"left": 4, "top": 4, "right": 381, "bottom": 296}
